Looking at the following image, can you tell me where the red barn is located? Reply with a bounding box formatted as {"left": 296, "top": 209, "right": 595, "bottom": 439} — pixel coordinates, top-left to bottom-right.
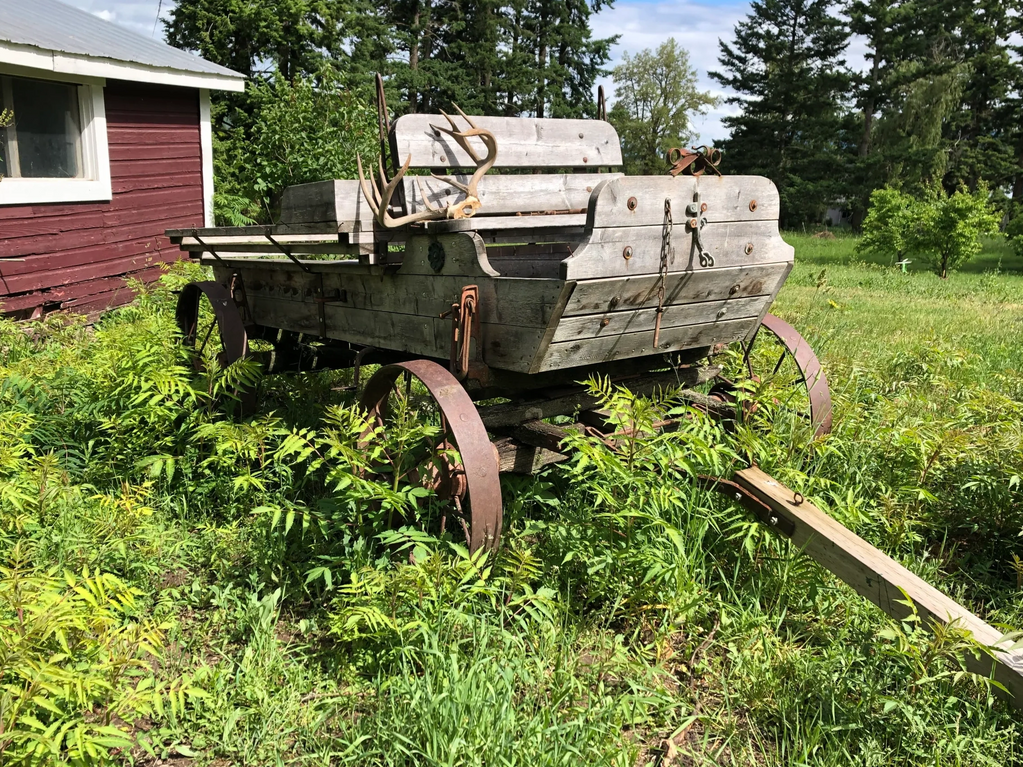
{"left": 0, "top": 0, "right": 244, "bottom": 319}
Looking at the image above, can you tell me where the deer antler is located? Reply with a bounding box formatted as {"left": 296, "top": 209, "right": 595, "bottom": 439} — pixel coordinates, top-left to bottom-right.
{"left": 356, "top": 105, "right": 498, "bottom": 229}
{"left": 429, "top": 106, "right": 499, "bottom": 219}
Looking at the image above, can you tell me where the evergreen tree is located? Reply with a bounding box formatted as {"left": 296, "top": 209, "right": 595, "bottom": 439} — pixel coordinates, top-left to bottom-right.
{"left": 940, "top": 0, "right": 1017, "bottom": 193}
{"left": 711, "top": 0, "right": 855, "bottom": 226}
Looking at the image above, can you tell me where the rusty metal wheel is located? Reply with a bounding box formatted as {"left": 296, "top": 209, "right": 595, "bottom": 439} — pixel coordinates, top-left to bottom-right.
{"left": 360, "top": 360, "right": 503, "bottom": 553}
{"left": 710, "top": 313, "right": 833, "bottom": 438}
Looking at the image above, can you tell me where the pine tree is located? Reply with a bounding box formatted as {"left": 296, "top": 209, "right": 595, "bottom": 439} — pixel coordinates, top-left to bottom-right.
{"left": 711, "top": 0, "right": 855, "bottom": 226}
{"left": 940, "top": 0, "right": 1017, "bottom": 193}
{"left": 513, "top": 1, "right": 617, "bottom": 118}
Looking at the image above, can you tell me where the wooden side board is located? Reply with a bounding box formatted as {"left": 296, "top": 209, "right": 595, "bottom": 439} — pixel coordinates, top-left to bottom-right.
{"left": 537, "top": 317, "right": 755, "bottom": 371}
{"left": 551, "top": 294, "right": 771, "bottom": 343}
{"left": 391, "top": 114, "right": 623, "bottom": 169}
{"left": 563, "top": 219, "right": 792, "bottom": 280}
{"left": 405, "top": 174, "right": 619, "bottom": 216}
{"left": 735, "top": 466, "right": 1023, "bottom": 710}
{"left": 586, "top": 175, "right": 781, "bottom": 229}
{"left": 563, "top": 262, "right": 792, "bottom": 317}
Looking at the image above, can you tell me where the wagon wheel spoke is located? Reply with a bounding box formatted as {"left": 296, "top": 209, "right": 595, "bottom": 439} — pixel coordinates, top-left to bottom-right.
{"left": 360, "top": 360, "right": 502, "bottom": 553}
{"left": 713, "top": 313, "right": 832, "bottom": 438}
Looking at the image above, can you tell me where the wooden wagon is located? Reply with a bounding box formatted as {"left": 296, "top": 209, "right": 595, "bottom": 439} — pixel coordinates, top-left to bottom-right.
{"left": 168, "top": 90, "right": 832, "bottom": 552}
{"left": 167, "top": 91, "right": 1023, "bottom": 709}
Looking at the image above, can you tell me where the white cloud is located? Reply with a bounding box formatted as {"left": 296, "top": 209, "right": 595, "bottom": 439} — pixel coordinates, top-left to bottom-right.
{"left": 61, "top": 0, "right": 173, "bottom": 38}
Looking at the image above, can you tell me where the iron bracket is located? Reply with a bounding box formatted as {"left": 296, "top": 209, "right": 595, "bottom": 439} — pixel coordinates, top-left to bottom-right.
{"left": 264, "top": 228, "right": 312, "bottom": 273}
{"left": 685, "top": 193, "right": 714, "bottom": 268}
{"left": 696, "top": 474, "right": 795, "bottom": 537}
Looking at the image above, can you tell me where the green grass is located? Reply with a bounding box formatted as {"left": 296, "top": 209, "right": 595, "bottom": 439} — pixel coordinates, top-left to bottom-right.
{"left": 1, "top": 239, "right": 1022, "bottom": 766}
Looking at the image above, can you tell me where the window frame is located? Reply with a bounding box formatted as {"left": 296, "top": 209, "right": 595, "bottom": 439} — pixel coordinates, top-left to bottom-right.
{"left": 0, "top": 69, "right": 111, "bottom": 206}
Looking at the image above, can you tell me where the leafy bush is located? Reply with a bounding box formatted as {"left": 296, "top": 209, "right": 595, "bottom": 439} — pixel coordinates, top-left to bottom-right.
{"left": 859, "top": 185, "right": 1000, "bottom": 277}
{"left": 858, "top": 186, "right": 919, "bottom": 264}
{"left": 914, "top": 185, "right": 1000, "bottom": 278}
{"left": 0, "top": 545, "right": 201, "bottom": 764}
{"left": 214, "top": 64, "right": 377, "bottom": 224}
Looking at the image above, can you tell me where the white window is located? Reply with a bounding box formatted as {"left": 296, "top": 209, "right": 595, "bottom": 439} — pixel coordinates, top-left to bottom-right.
{"left": 0, "top": 73, "right": 110, "bottom": 205}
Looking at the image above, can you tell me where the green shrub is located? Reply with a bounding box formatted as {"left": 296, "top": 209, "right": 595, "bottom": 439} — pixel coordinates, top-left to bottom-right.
{"left": 914, "top": 185, "right": 1000, "bottom": 278}
{"left": 858, "top": 187, "right": 919, "bottom": 264}
{"left": 859, "top": 185, "right": 1000, "bottom": 278}
{"left": 0, "top": 545, "right": 202, "bottom": 764}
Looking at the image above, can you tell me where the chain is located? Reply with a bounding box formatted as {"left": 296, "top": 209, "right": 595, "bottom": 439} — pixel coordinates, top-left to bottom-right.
{"left": 654, "top": 198, "right": 673, "bottom": 348}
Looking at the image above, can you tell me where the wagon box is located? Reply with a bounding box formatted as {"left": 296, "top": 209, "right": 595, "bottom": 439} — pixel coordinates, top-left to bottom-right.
{"left": 167, "top": 83, "right": 830, "bottom": 549}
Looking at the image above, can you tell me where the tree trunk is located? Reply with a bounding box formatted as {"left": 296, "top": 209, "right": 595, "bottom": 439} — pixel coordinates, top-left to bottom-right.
{"left": 409, "top": 6, "right": 421, "bottom": 112}
{"left": 537, "top": 3, "right": 548, "bottom": 118}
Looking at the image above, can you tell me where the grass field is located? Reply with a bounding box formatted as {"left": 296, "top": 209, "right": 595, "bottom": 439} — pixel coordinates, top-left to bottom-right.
{"left": 1, "top": 234, "right": 1021, "bottom": 766}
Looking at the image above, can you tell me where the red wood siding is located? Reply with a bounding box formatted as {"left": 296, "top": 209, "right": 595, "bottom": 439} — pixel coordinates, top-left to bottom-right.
{"left": 0, "top": 80, "right": 205, "bottom": 318}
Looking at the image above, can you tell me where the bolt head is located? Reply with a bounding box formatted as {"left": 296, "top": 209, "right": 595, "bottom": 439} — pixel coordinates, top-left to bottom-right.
{"left": 749, "top": 200, "right": 758, "bottom": 212}
{"left": 623, "top": 246, "right": 633, "bottom": 260}
{"left": 627, "top": 197, "right": 638, "bottom": 211}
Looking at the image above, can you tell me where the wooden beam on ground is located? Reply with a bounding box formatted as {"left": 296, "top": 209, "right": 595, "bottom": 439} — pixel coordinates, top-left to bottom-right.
{"left": 492, "top": 436, "right": 568, "bottom": 474}
{"left": 734, "top": 465, "right": 1023, "bottom": 710}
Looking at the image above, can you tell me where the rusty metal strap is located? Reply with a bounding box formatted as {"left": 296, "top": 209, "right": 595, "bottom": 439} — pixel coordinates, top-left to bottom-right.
{"left": 695, "top": 474, "right": 795, "bottom": 537}
{"left": 667, "top": 146, "right": 722, "bottom": 177}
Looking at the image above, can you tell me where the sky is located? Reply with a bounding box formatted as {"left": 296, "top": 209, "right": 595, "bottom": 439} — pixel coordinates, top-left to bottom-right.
{"left": 59, "top": 0, "right": 846, "bottom": 145}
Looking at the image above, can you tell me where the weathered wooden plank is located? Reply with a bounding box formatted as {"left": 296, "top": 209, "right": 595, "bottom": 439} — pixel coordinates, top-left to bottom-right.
{"left": 587, "top": 175, "right": 781, "bottom": 229}
{"left": 167, "top": 223, "right": 346, "bottom": 240}
{"left": 279, "top": 179, "right": 376, "bottom": 232}
{"left": 562, "top": 219, "right": 793, "bottom": 280}
{"left": 562, "top": 262, "right": 791, "bottom": 317}
{"left": 218, "top": 261, "right": 569, "bottom": 331}
{"left": 422, "top": 213, "right": 588, "bottom": 233}
{"left": 501, "top": 420, "right": 584, "bottom": 453}
{"left": 552, "top": 295, "right": 770, "bottom": 343}
{"left": 404, "top": 173, "right": 621, "bottom": 216}
{"left": 734, "top": 466, "right": 1023, "bottom": 711}
{"left": 392, "top": 114, "right": 623, "bottom": 169}
{"left": 538, "top": 317, "right": 755, "bottom": 371}
{"left": 493, "top": 436, "right": 569, "bottom": 474}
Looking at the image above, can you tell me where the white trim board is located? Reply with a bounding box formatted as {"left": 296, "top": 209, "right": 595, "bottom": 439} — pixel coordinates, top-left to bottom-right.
{"left": 199, "top": 88, "right": 214, "bottom": 226}
{"left": 0, "top": 41, "right": 245, "bottom": 93}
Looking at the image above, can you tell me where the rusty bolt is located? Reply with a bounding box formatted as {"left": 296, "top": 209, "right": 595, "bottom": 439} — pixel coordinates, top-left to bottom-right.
{"left": 623, "top": 246, "right": 633, "bottom": 260}
{"left": 583, "top": 156, "right": 589, "bottom": 163}
{"left": 439, "top": 155, "right": 447, "bottom": 163}
{"left": 700, "top": 202, "right": 708, "bottom": 213}
{"left": 749, "top": 200, "right": 758, "bottom": 212}
{"left": 744, "top": 242, "right": 754, "bottom": 255}
{"left": 689, "top": 218, "right": 698, "bottom": 228}
{"left": 627, "top": 197, "right": 638, "bottom": 211}
{"left": 586, "top": 186, "right": 593, "bottom": 192}
{"left": 609, "top": 296, "right": 620, "bottom": 310}
{"left": 729, "top": 283, "right": 741, "bottom": 296}
{"left": 600, "top": 317, "right": 610, "bottom": 327}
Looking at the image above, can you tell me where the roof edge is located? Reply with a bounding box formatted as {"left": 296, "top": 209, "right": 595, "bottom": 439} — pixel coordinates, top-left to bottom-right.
{"left": 0, "top": 40, "right": 246, "bottom": 92}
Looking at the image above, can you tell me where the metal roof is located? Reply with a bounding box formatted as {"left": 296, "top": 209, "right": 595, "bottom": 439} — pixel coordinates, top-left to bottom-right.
{"left": 0, "top": 0, "right": 244, "bottom": 86}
